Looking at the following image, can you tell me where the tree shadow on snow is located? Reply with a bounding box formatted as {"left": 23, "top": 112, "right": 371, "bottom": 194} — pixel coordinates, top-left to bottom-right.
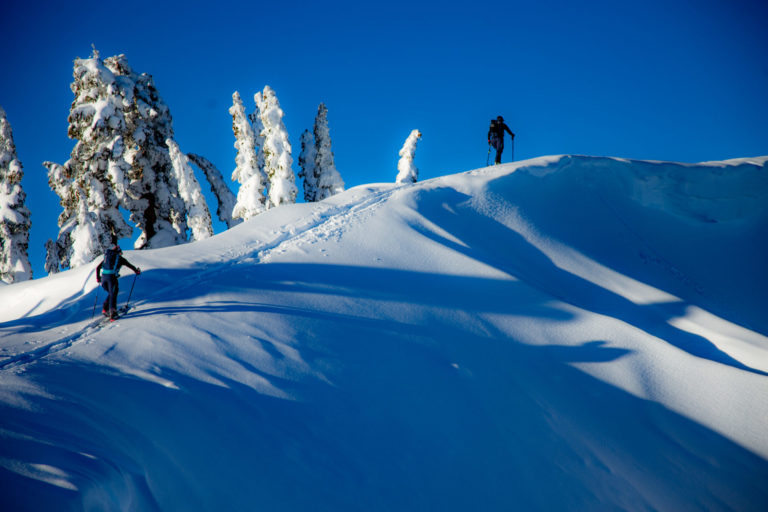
{"left": 1, "top": 314, "right": 767, "bottom": 512}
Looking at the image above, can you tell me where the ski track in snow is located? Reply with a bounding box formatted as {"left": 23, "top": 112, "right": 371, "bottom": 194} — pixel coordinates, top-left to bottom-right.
{"left": 0, "top": 187, "right": 396, "bottom": 373}
{"left": 0, "top": 314, "right": 121, "bottom": 371}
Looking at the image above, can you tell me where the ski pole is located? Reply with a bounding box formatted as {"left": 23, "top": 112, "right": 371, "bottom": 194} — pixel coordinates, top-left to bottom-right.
{"left": 486, "top": 143, "right": 491, "bottom": 166}
{"left": 125, "top": 273, "right": 138, "bottom": 310}
{"left": 510, "top": 137, "right": 515, "bottom": 162}
{"left": 92, "top": 283, "right": 99, "bottom": 318}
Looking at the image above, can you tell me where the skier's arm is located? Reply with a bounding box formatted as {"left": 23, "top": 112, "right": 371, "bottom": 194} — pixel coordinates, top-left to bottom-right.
{"left": 119, "top": 256, "right": 141, "bottom": 274}
{"left": 504, "top": 123, "right": 515, "bottom": 139}
{"left": 96, "top": 262, "right": 102, "bottom": 282}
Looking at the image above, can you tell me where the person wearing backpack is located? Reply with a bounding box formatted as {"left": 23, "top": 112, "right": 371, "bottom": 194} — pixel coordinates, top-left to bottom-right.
{"left": 488, "top": 115, "right": 515, "bottom": 165}
{"left": 96, "top": 236, "right": 141, "bottom": 320}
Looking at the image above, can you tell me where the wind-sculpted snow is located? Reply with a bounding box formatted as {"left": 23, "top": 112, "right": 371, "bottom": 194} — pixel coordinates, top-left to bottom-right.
{"left": 1, "top": 155, "right": 767, "bottom": 511}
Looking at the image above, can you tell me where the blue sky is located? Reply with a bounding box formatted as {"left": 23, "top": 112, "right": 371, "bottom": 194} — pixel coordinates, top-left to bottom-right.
{"left": 2, "top": 0, "right": 767, "bottom": 277}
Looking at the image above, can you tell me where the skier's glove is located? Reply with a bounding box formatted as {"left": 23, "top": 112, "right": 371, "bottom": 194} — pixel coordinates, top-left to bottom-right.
{"left": 96, "top": 276, "right": 101, "bottom": 284}
{"left": 136, "top": 268, "right": 141, "bottom": 275}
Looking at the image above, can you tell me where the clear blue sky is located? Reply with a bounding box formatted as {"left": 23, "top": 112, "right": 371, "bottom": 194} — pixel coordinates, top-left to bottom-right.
{"left": 2, "top": 0, "right": 767, "bottom": 277}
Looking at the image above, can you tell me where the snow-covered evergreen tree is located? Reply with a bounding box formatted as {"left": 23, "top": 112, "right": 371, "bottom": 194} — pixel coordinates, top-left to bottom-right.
{"left": 44, "top": 49, "right": 134, "bottom": 268}
{"left": 47, "top": 49, "right": 189, "bottom": 267}
{"left": 187, "top": 153, "right": 241, "bottom": 229}
{"left": 43, "top": 161, "right": 78, "bottom": 270}
{"left": 312, "top": 103, "right": 344, "bottom": 201}
{"left": 248, "top": 101, "right": 266, "bottom": 173}
{"left": 230, "top": 91, "right": 266, "bottom": 221}
{"left": 298, "top": 129, "right": 317, "bottom": 202}
{"left": 396, "top": 129, "right": 422, "bottom": 184}
{"left": 167, "top": 139, "right": 213, "bottom": 241}
{"left": 255, "top": 86, "right": 296, "bottom": 208}
{"left": 102, "top": 53, "right": 187, "bottom": 249}
{"left": 0, "top": 106, "right": 32, "bottom": 283}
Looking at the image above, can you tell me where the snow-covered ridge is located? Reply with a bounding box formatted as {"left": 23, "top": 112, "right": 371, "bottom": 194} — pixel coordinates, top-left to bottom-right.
{"left": 511, "top": 154, "right": 768, "bottom": 222}
{"left": 1, "top": 155, "right": 767, "bottom": 511}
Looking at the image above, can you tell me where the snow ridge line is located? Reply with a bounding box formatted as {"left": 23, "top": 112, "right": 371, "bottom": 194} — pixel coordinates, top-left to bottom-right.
{"left": 139, "top": 185, "right": 399, "bottom": 301}
{"left": 256, "top": 186, "right": 396, "bottom": 262}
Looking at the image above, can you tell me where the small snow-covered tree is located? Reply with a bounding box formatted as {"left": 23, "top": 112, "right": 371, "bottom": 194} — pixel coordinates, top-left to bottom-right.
{"left": 255, "top": 86, "right": 296, "bottom": 208}
{"left": 167, "top": 139, "right": 213, "bottom": 241}
{"left": 230, "top": 91, "right": 266, "bottom": 221}
{"left": 187, "top": 153, "right": 241, "bottom": 229}
{"left": 0, "top": 106, "right": 32, "bottom": 283}
{"left": 312, "top": 103, "right": 344, "bottom": 201}
{"left": 297, "top": 129, "right": 317, "bottom": 202}
{"left": 396, "top": 129, "right": 422, "bottom": 184}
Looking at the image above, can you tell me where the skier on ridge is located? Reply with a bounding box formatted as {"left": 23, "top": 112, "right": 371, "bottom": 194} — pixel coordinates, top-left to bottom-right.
{"left": 488, "top": 115, "right": 515, "bottom": 165}
{"left": 96, "top": 235, "right": 141, "bottom": 320}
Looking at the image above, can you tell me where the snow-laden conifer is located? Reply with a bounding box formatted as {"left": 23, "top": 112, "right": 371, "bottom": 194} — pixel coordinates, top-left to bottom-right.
{"left": 46, "top": 50, "right": 133, "bottom": 268}
{"left": 255, "top": 86, "right": 296, "bottom": 208}
{"left": 312, "top": 103, "right": 344, "bottom": 201}
{"left": 298, "top": 129, "right": 318, "bottom": 202}
{"left": 102, "top": 53, "right": 187, "bottom": 249}
{"left": 0, "top": 106, "right": 32, "bottom": 283}
{"left": 167, "top": 139, "right": 213, "bottom": 241}
{"left": 230, "top": 91, "right": 266, "bottom": 221}
{"left": 43, "top": 161, "right": 77, "bottom": 270}
{"left": 396, "top": 129, "right": 422, "bottom": 184}
{"left": 187, "top": 153, "right": 241, "bottom": 229}
{"left": 48, "top": 49, "right": 189, "bottom": 267}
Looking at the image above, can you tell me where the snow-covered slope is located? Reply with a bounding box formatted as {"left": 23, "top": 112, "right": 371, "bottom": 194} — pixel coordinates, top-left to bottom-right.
{"left": 1, "top": 155, "right": 767, "bottom": 511}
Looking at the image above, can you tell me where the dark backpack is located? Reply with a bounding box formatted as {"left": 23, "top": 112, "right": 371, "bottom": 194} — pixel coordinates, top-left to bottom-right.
{"left": 488, "top": 119, "right": 500, "bottom": 140}
{"left": 102, "top": 248, "right": 121, "bottom": 275}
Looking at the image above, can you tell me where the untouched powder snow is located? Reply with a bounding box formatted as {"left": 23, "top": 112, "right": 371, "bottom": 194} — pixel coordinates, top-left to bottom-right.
{"left": 1, "top": 155, "right": 767, "bottom": 511}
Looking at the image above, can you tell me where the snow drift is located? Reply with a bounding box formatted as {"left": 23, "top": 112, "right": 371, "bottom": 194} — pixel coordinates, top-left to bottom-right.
{"left": 1, "top": 155, "right": 767, "bottom": 511}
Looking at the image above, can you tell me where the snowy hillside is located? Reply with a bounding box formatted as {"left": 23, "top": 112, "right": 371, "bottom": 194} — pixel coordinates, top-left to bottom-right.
{"left": 1, "top": 155, "right": 767, "bottom": 511}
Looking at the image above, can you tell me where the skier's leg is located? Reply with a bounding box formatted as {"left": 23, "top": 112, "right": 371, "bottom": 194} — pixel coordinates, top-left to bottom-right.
{"left": 107, "top": 277, "right": 119, "bottom": 317}
{"left": 101, "top": 281, "right": 110, "bottom": 314}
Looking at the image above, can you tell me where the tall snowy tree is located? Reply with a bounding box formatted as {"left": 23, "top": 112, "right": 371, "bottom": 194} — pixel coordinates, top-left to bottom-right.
{"left": 312, "top": 103, "right": 344, "bottom": 201}
{"left": 255, "top": 86, "right": 296, "bottom": 208}
{"left": 230, "top": 91, "right": 266, "bottom": 221}
{"left": 43, "top": 161, "right": 78, "bottom": 270}
{"left": 47, "top": 49, "right": 190, "bottom": 268}
{"left": 396, "top": 129, "right": 422, "bottom": 184}
{"left": 298, "top": 129, "right": 318, "bottom": 202}
{"left": 0, "top": 106, "right": 32, "bottom": 283}
{"left": 45, "top": 50, "right": 133, "bottom": 268}
{"left": 102, "top": 53, "right": 188, "bottom": 249}
{"left": 167, "top": 139, "right": 213, "bottom": 241}
{"left": 187, "top": 153, "right": 241, "bottom": 229}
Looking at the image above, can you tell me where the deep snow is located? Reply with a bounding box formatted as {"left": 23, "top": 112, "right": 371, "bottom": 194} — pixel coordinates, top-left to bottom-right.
{"left": 1, "top": 155, "right": 767, "bottom": 511}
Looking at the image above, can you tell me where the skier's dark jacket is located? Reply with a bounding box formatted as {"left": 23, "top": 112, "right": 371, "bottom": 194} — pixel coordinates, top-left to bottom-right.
{"left": 488, "top": 119, "right": 514, "bottom": 143}
{"left": 96, "top": 247, "right": 139, "bottom": 281}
